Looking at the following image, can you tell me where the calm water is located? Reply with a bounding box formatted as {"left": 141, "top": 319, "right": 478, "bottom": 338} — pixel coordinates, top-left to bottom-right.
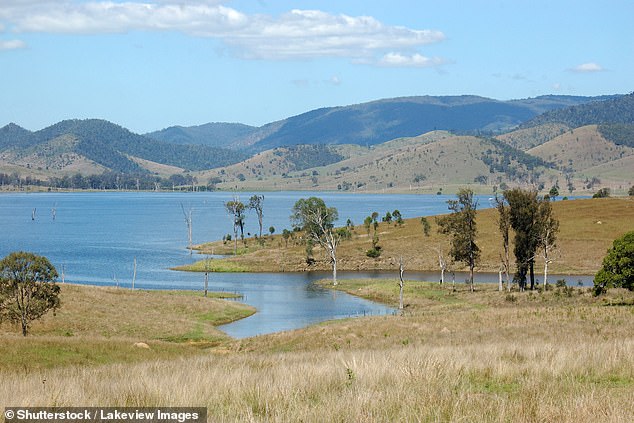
{"left": 0, "top": 191, "right": 591, "bottom": 338}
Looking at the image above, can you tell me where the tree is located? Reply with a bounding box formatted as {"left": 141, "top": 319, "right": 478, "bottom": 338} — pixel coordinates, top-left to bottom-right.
{"left": 365, "top": 212, "right": 381, "bottom": 258}
{"left": 181, "top": 203, "right": 193, "bottom": 255}
{"left": 494, "top": 195, "right": 512, "bottom": 292}
{"left": 393, "top": 209, "right": 404, "bottom": 226}
{"left": 382, "top": 211, "right": 392, "bottom": 224}
{"left": 282, "top": 229, "right": 292, "bottom": 247}
{"left": 224, "top": 197, "right": 246, "bottom": 255}
{"left": 537, "top": 198, "right": 559, "bottom": 288}
{"left": 549, "top": 185, "right": 559, "bottom": 199}
{"left": 593, "top": 188, "right": 611, "bottom": 198}
{"left": 248, "top": 195, "right": 265, "bottom": 239}
{"left": 420, "top": 217, "right": 431, "bottom": 236}
{"left": 437, "top": 188, "right": 480, "bottom": 291}
{"left": 504, "top": 188, "right": 540, "bottom": 290}
{"left": 0, "top": 252, "right": 60, "bottom": 336}
{"left": 629, "top": 186, "right": 634, "bottom": 196}
{"left": 594, "top": 230, "right": 634, "bottom": 294}
{"left": 291, "top": 197, "right": 342, "bottom": 285}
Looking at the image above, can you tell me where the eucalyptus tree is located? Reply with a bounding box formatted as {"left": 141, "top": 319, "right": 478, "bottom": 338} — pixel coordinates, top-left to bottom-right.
{"left": 0, "top": 252, "right": 60, "bottom": 336}
{"left": 224, "top": 197, "right": 246, "bottom": 255}
{"left": 437, "top": 188, "right": 480, "bottom": 291}
{"left": 495, "top": 195, "right": 512, "bottom": 291}
{"left": 248, "top": 194, "right": 265, "bottom": 240}
{"left": 536, "top": 197, "right": 559, "bottom": 288}
{"left": 291, "top": 197, "right": 343, "bottom": 285}
{"left": 504, "top": 188, "right": 540, "bottom": 290}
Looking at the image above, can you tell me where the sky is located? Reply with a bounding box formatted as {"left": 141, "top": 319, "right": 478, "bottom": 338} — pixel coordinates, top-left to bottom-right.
{"left": 1, "top": 0, "right": 632, "bottom": 134}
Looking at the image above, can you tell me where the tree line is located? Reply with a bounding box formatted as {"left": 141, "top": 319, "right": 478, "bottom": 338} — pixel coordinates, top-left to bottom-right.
{"left": 291, "top": 188, "right": 563, "bottom": 294}
{"left": 0, "top": 171, "right": 221, "bottom": 191}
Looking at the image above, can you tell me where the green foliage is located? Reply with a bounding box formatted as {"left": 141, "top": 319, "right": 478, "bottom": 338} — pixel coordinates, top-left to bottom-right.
{"left": 629, "top": 186, "right": 634, "bottom": 196}
{"left": 598, "top": 123, "right": 634, "bottom": 148}
{"left": 225, "top": 199, "right": 246, "bottom": 252}
{"left": 280, "top": 145, "right": 345, "bottom": 171}
{"left": 366, "top": 247, "right": 381, "bottom": 258}
{"left": 437, "top": 188, "right": 480, "bottom": 287}
{"left": 248, "top": 195, "right": 265, "bottom": 238}
{"left": 3, "top": 119, "right": 247, "bottom": 174}
{"left": 593, "top": 188, "right": 611, "bottom": 198}
{"left": 0, "top": 252, "right": 60, "bottom": 336}
{"left": 480, "top": 137, "right": 553, "bottom": 178}
{"left": 392, "top": 210, "right": 403, "bottom": 226}
{"left": 504, "top": 188, "right": 540, "bottom": 290}
{"left": 594, "top": 231, "right": 634, "bottom": 294}
{"left": 291, "top": 197, "right": 338, "bottom": 236}
{"left": 521, "top": 93, "right": 634, "bottom": 129}
{"left": 420, "top": 217, "right": 431, "bottom": 236}
{"left": 382, "top": 211, "right": 392, "bottom": 224}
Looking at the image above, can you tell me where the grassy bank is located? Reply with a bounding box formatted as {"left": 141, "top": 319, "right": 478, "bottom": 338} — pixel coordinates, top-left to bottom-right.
{"left": 0, "top": 284, "right": 255, "bottom": 370}
{"left": 184, "top": 197, "right": 634, "bottom": 275}
{"left": 2, "top": 280, "right": 633, "bottom": 422}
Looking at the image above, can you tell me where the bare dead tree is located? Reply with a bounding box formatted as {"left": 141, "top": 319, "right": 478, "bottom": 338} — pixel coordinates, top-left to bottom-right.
{"left": 181, "top": 203, "right": 193, "bottom": 255}
{"left": 432, "top": 245, "right": 448, "bottom": 285}
{"left": 538, "top": 208, "right": 559, "bottom": 288}
{"left": 398, "top": 256, "right": 405, "bottom": 311}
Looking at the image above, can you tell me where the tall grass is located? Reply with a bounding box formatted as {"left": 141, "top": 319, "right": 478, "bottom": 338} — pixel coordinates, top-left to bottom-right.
{"left": 2, "top": 283, "right": 633, "bottom": 422}
{"left": 2, "top": 340, "right": 632, "bottom": 422}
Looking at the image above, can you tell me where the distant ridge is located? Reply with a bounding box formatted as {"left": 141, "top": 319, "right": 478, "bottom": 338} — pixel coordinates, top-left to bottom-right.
{"left": 146, "top": 122, "right": 257, "bottom": 150}
{"left": 519, "top": 93, "right": 634, "bottom": 129}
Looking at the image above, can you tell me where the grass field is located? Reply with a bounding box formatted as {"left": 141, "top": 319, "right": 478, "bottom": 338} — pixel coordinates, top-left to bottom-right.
{"left": 2, "top": 281, "right": 633, "bottom": 422}
{"left": 187, "top": 197, "right": 634, "bottom": 275}
{"left": 0, "top": 284, "right": 255, "bottom": 371}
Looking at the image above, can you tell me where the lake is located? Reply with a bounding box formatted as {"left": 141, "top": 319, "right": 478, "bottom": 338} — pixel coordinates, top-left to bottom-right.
{"left": 0, "top": 191, "right": 591, "bottom": 338}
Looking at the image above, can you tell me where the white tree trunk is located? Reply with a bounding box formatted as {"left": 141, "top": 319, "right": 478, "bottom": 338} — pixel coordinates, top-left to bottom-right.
{"left": 398, "top": 256, "right": 404, "bottom": 310}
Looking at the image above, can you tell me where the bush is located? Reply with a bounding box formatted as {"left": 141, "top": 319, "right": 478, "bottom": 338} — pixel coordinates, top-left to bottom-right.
{"left": 366, "top": 248, "right": 381, "bottom": 258}
{"left": 594, "top": 230, "right": 634, "bottom": 294}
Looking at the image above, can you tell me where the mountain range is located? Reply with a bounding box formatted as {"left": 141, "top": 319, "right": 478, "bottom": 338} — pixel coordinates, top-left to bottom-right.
{"left": 1, "top": 92, "right": 632, "bottom": 193}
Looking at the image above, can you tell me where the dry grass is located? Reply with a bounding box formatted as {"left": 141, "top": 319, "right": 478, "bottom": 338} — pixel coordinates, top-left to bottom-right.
{"left": 189, "top": 197, "right": 634, "bottom": 275}
{"left": 2, "top": 282, "right": 633, "bottom": 422}
{"left": 0, "top": 284, "right": 255, "bottom": 370}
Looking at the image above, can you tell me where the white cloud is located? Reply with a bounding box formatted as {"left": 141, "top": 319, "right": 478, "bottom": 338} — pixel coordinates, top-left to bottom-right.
{"left": 0, "top": 39, "right": 27, "bottom": 50}
{"left": 378, "top": 52, "right": 445, "bottom": 68}
{"left": 570, "top": 62, "right": 605, "bottom": 73}
{"left": 0, "top": 1, "right": 446, "bottom": 66}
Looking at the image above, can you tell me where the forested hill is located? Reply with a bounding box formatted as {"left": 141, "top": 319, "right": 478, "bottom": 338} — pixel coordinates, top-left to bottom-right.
{"left": 0, "top": 119, "right": 248, "bottom": 173}
{"left": 244, "top": 95, "right": 613, "bottom": 152}
{"left": 145, "top": 122, "right": 257, "bottom": 149}
{"left": 519, "top": 93, "right": 634, "bottom": 129}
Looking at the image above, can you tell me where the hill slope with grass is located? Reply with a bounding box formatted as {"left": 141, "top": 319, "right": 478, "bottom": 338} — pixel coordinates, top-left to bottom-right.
{"left": 188, "top": 197, "right": 634, "bottom": 276}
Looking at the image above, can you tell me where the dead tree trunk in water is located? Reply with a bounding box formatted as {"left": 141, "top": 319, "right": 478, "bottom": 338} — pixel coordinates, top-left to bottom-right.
{"left": 181, "top": 203, "right": 193, "bottom": 255}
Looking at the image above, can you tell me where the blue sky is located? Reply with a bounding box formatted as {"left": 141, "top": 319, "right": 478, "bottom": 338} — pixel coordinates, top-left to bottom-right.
{"left": 1, "top": 0, "right": 632, "bottom": 133}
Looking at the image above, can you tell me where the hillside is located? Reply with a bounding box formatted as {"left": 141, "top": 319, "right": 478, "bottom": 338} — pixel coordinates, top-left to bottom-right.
{"left": 190, "top": 197, "right": 634, "bottom": 275}
{"left": 198, "top": 131, "right": 557, "bottom": 192}
{"left": 145, "top": 122, "right": 257, "bottom": 149}
{"left": 244, "top": 95, "right": 605, "bottom": 151}
{"left": 520, "top": 92, "right": 634, "bottom": 129}
{"left": 527, "top": 125, "right": 634, "bottom": 173}
{"left": 0, "top": 119, "right": 248, "bottom": 176}
{"left": 1, "top": 93, "right": 631, "bottom": 192}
